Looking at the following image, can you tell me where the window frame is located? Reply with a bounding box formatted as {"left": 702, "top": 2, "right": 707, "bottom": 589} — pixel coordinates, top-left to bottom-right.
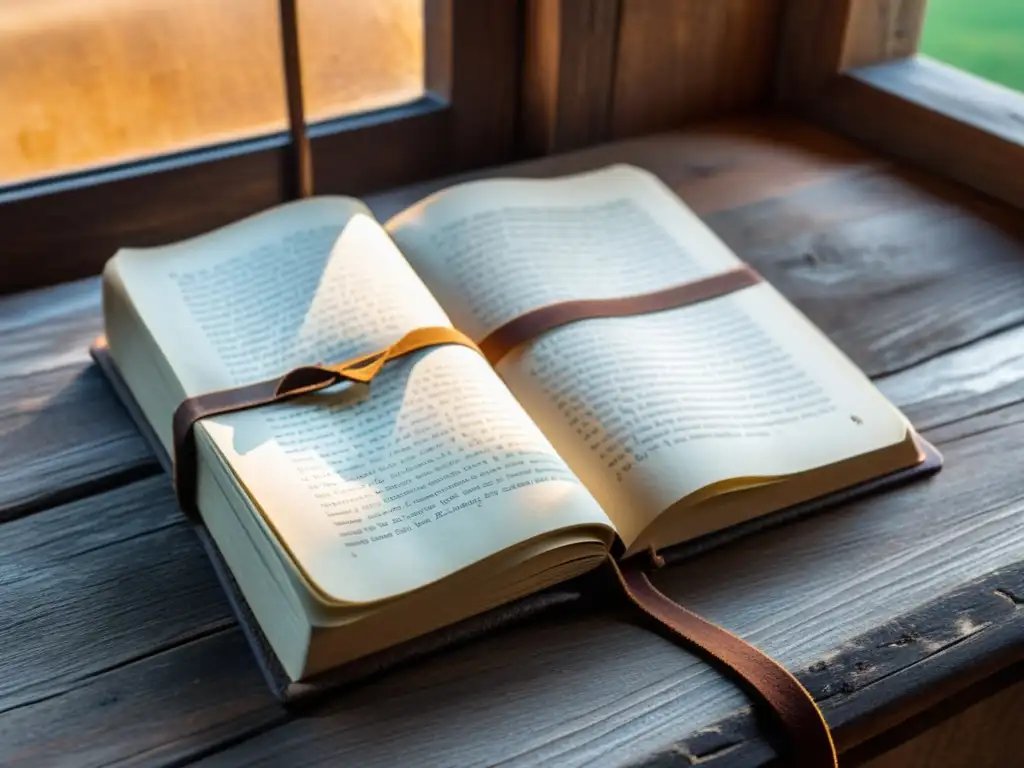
{"left": 0, "top": 0, "right": 521, "bottom": 296}
{"left": 775, "top": 0, "right": 1024, "bottom": 210}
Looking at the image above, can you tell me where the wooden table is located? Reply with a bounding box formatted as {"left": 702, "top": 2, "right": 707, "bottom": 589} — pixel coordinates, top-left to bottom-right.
{"left": 4, "top": 116, "right": 1024, "bottom": 767}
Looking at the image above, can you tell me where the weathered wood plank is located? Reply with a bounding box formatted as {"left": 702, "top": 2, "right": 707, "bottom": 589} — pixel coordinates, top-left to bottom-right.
{"left": 367, "top": 117, "right": 882, "bottom": 221}
{"left": 0, "top": 477, "right": 231, "bottom": 712}
{"left": 518, "top": 0, "right": 622, "bottom": 156}
{"left": 774, "top": 0, "right": 854, "bottom": 104}
{"left": 810, "top": 57, "right": 1024, "bottom": 212}
{"left": 810, "top": 563, "right": 1024, "bottom": 756}
{"left": 194, "top": 416, "right": 1024, "bottom": 766}
{"left": 0, "top": 278, "right": 156, "bottom": 520}
{"left": 0, "top": 278, "right": 99, "bottom": 376}
{"left": 877, "top": 323, "right": 1024, "bottom": 433}
{"left": 10, "top": 406, "right": 1019, "bottom": 768}
{"left": 650, "top": 559, "right": 1024, "bottom": 765}
{"left": 924, "top": 398, "right": 1024, "bottom": 449}
{"left": 859, "top": 676, "right": 1024, "bottom": 768}
{"left": 706, "top": 165, "right": 1024, "bottom": 377}
{"left": 841, "top": 0, "right": 927, "bottom": 70}
{"left": 0, "top": 629, "right": 283, "bottom": 768}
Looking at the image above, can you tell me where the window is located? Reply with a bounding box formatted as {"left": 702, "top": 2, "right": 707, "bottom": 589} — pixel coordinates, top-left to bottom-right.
{"left": 300, "top": 0, "right": 423, "bottom": 122}
{"left": 0, "top": 0, "right": 424, "bottom": 185}
{"left": 777, "top": 0, "right": 1024, "bottom": 216}
{"left": 919, "top": 0, "right": 1024, "bottom": 93}
{"left": 0, "top": 0, "right": 518, "bottom": 296}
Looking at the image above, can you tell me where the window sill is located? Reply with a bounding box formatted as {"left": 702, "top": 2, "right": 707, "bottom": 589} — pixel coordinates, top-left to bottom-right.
{"left": 809, "top": 55, "right": 1024, "bottom": 210}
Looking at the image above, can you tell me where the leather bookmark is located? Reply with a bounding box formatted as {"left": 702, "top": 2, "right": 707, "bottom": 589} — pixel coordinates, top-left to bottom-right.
{"left": 477, "top": 264, "right": 762, "bottom": 366}
{"left": 612, "top": 559, "right": 837, "bottom": 767}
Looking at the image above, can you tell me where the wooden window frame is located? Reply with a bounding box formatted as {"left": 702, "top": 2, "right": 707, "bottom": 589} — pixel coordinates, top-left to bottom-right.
{"left": 0, "top": 0, "right": 520, "bottom": 296}
{"left": 518, "top": 0, "right": 622, "bottom": 157}
{"left": 775, "top": 0, "right": 1024, "bottom": 210}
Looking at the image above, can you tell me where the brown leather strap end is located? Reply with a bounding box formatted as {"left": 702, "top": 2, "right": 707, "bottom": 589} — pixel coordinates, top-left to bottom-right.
{"left": 612, "top": 558, "right": 837, "bottom": 767}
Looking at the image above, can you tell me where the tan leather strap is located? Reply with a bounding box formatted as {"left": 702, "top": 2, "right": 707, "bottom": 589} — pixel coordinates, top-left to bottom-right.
{"left": 612, "top": 558, "right": 837, "bottom": 767}
{"left": 477, "top": 264, "right": 762, "bottom": 365}
{"left": 170, "top": 326, "right": 481, "bottom": 519}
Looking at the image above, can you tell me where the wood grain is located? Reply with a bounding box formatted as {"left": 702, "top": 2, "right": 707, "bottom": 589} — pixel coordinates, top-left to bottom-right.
{"left": 807, "top": 561, "right": 1024, "bottom": 755}
{"left": 0, "top": 279, "right": 155, "bottom": 520}
{"left": 704, "top": 164, "right": 1024, "bottom": 377}
{"left": 860, "top": 678, "right": 1024, "bottom": 768}
{"left": 841, "top": 0, "right": 927, "bottom": 70}
{"left": 0, "top": 478, "right": 230, "bottom": 711}
{"left": 660, "top": 559, "right": 1024, "bottom": 764}
{"left": 0, "top": 628, "right": 283, "bottom": 768}
{"left": 610, "top": 0, "right": 782, "bottom": 138}
{"left": 876, "top": 323, "right": 1024, "bottom": 434}
{"left": 4, "top": 415, "right": 1019, "bottom": 768}
{"left": 367, "top": 117, "right": 882, "bottom": 222}
{"left": 0, "top": 478, "right": 285, "bottom": 768}
{"left": 0, "top": 277, "right": 101, "bottom": 378}
{"left": 5, "top": 277, "right": 1024, "bottom": 765}
{"left": 811, "top": 57, "right": 1024, "bottom": 211}
{"left": 422, "top": 0, "right": 521, "bottom": 172}
{"left": 774, "top": 0, "right": 854, "bottom": 104}
{"left": 518, "top": 0, "right": 621, "bottom": 156}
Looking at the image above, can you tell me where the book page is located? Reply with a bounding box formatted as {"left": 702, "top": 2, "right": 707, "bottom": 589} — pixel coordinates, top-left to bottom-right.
{"left": 106, "top": 197, "right": 615, "bottom": 605}
{"left": 386, "top": 166, "right": 912, "bottom": 546}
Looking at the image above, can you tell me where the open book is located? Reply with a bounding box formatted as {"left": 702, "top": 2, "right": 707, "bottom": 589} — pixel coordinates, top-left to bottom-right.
{"left": 99, "top": 164, "right": 932, "bottom": 684}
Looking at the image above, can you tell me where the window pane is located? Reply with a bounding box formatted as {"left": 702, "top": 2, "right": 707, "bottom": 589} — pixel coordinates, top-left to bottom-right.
{"left": 300, "top": 0, "right": 424, "bottom": 122}
{"left": 0, "top": 0, "right": 424, "bottom": 185}
{"left": 920, "top": 0, "right": 1024, "bottom": 92}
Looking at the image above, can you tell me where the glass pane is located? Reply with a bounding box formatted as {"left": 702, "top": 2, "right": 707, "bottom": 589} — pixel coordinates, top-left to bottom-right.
{"left": 0, "top": 0, "right": 425, "bottom": 186}
{"left": 300, "top": 0, "right": 424, "bottom": 122}
{"left": 920, "top": 0, "right": 1024, "bottom": 92}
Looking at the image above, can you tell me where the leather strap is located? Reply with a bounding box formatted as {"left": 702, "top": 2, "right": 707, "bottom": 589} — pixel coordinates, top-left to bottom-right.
{"left": 612, "top": 558, "right": 837, "bottom": 767}
{"left": 477, "top": 264, "right": 762, "bottom": 365}
{"left": 170, "top": 326, "right": 481, "bottom": 519}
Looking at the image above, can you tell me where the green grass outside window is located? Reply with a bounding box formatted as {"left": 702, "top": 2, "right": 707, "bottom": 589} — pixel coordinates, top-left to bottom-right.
{"left": 920, "top": 0, "right": 1024, "bottom": 92}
